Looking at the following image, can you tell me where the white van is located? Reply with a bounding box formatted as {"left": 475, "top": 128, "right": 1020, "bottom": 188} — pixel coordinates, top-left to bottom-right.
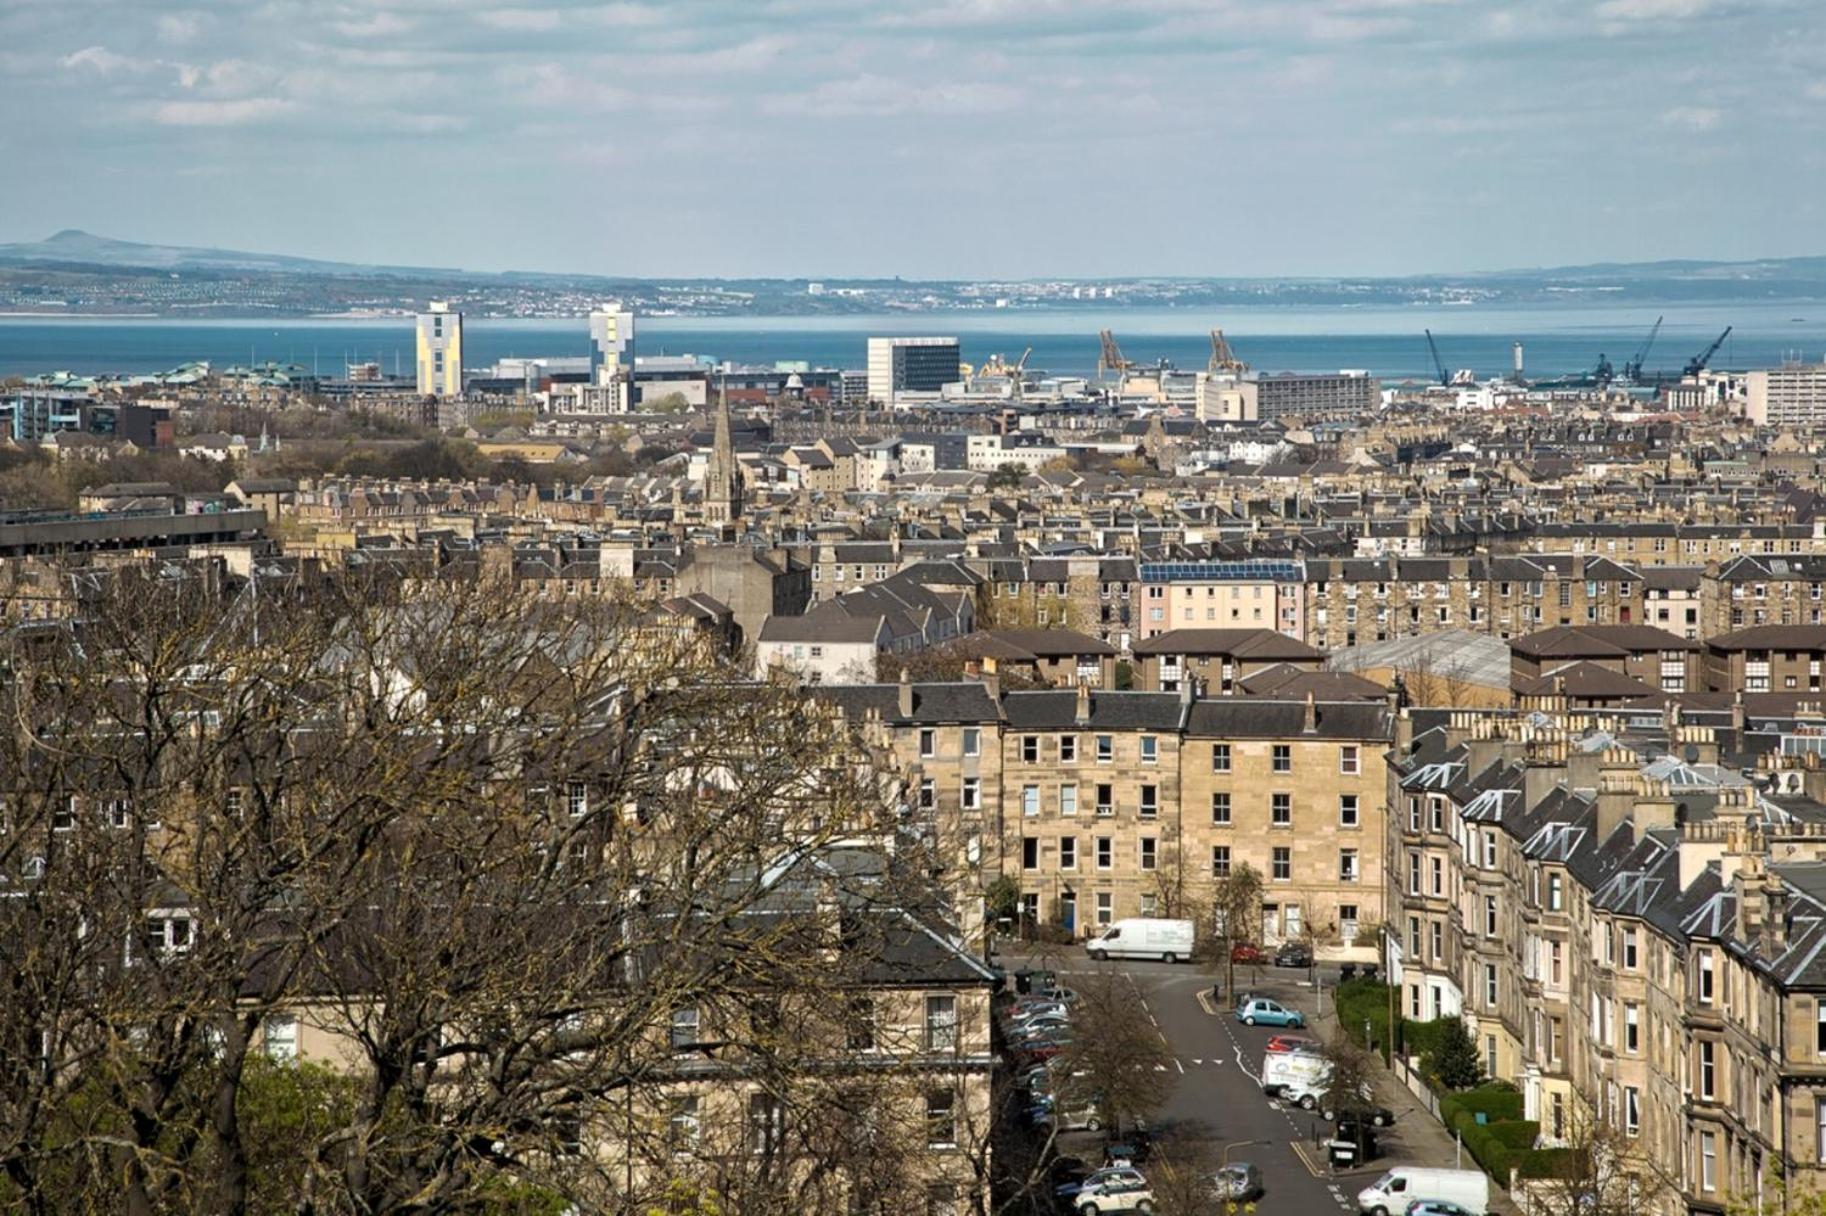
{"left": 1260, "top": 1048, "right": 1329, "bottom": 1096}
{"left": 1356, "top": 1166, "right": 1488, "bottom": 1216}
{"left": 1084, "top": 917, "right": 1195, "bottom": 963}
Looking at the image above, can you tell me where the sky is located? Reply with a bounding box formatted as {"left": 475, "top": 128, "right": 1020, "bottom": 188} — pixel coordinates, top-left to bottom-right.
{"left": 0, "top": 0, "right": 1822, "bottom": 279}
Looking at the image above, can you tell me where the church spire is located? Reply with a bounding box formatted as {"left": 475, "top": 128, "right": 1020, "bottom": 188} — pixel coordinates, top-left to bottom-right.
{"left": 705, "top": 375, "right": 743, "bottom": 524}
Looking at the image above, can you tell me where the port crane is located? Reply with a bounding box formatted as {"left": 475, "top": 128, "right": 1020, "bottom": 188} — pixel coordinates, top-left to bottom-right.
{"left": 1207, "top": 329, "right": 1248, "bottom": 375}
{"left": 1096, "top": 330, "right": 1134, "bottom": 380}
{"left": 1424, "top": 330, "right": 1450, "bottom": 387}
{"left": 1684, "top": 327, "right": 1732, "bottom": 377}
{"left": 978, "top": 347, "right": 1032, "bottom": 399}
{"left": 1623, "top": 315, "right": 1663, "bottom": 384}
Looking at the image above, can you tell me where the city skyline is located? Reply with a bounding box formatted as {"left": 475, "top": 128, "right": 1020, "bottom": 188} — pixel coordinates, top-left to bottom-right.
{"left": 3, "top": 0, "right": 1822, "bottom": 280}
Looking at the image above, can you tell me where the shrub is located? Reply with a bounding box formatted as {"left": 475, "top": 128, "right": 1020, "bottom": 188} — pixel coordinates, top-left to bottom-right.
{"left": 1488, "top": 1120, "right": 1541, "bottom": 1150}
{"left": 1515, "top": 1147, "right": 1580, "bottom": 1180}
{"left": 1424, "top": 1017, "right": 1485, "bottom": 1090}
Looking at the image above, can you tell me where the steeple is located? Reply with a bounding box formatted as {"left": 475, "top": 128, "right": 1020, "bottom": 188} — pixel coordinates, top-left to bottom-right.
{"left": 704, "top": 377, "right": 744, "bottom": 525}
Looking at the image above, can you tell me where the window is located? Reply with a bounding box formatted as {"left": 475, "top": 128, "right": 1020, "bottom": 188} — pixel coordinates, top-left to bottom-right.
{"left": 926, "top": 1090, "right": 957, "bottom": 1148}
{"left": 1431, "top": 856, "right": 1443, "bottom": 896}
{"left": 1701, "top": 1131, "right": 1717, "bottom": 1192}
{"left": 1430, "top": 921, "right": 1443, "bottom": 960}
{"left": 669, "top": 1006, "right": 700, "bottom": 1050}
{"left": 1550, "top": 941, "right": 1563, "bottom": 985}
{"left": 1408, "top": 916, "right": 1421, "bottom": 956}
{"left": 1340, "top": 849, "right": 1359, "bottom": 883}
{"left": 1271, "top": 793, "right": 1292, "bottom": 827}
{"left": 1340, "top": 904, "right": 1359, "bottom": 943}
{"left": 1212, "top": 846, "right": 1231, "bottom": 878}
{"left": 1340, "top": 745, "right": 1360, "bottom": 775}
{"left": 1060, "top": 837, "right": 1077, "bottom": 870}
{"left": 846, "top": 997, "right": 875, "bottom": 1050}
{"left": 1548, "top": 873, "right": 1562, "bottom": 910}
{"left": 1096, "top": 735, "right": 1113, "bottom": 763}
{"left": 1625, "top": 1003, "right": 1639, "bottom": 1054}
{"left": 1212, "top": 743, "right": 1231, "bottom": 773}
{"left": 107, "top": 799, "right": 131, "bottom": 829}
{"left": 1095, "top": 892, "right": 1113, "bottom": 926}
{"left": 52, "top": 798, "right": 74, "bottom": 832}
{"left": 1272, "top": 744, "right": 1291, "bottom": 774}
{"left": 1140, "top": 736, "right": 1158, "bottom": 764}
{"left": 1095, "top": 784, "right": 1114, "bottom": 816}
{"left": 669, "top": 1096, "right": 701, "bottom": 1152}
{"left": 749, "top": 1093, "right": 784, "bottom": 1155}
{"left": 919, "top": 778, "right": 936, "bottom": 810}
{"left": 1339, "top": 794, "right": 1359, "bottom": 827}
{"left": 1021, "top": 785, "right": 1040, "bottom": 816}
{"left": 145, "top": 915, "right": 194, "bottom": 958}
{"left": 1408, "top": 852, "right": 1421, "bottom": 895}
{"left": 1096, "top": 837, "right": 1113, "bottom": 870}
{"left": 1698, "top": 950, "right": 1715, "bottom": 1004}
{"left": 961, "top": 778, "right": 980, "bottom": 811}
{"left": 1022, "top": 837, "right": 1039, "bottom": 870}
{"left": 1817, "top": 1097, "right": 1826, "bottom": 1163}
{"left": 1060, "top": 784, "right": 1078, "bottom": 816}
{"left": 924, "top": 996, "right": 957, "bottom": 1052}
{"left": 1211, "top": 792, "right": 1231, "bottom": 825}
{"left": 1482, "top": 831, "right": 1496, "bottom": 869}
{"left": 1060, "top": 735, "right": 1078, "bottom": 763}
{"left": 1485, "top": 963, "right": 1498, "bottom": 1008}
{"left": 1624, "top": 1086, "right": 1639, "bottom": 1138}
{"left": 919, "top": 728, "right": 936, "bottom": 758}
{"left": 263, "top": 1015, "right": 298, "bottom": 1063}
{"left": 1139, "top": 785, "right": 1158, "bottom": 818}
{"left": 1139, "top": 837, "right": 1157, "bottom": 871}
{"left": 566, "top": 781, "right": 588, "bottom": 818}
{"left": 1272, "top": 847, "right": 1291, "bottom": 881}
{"left": 1699, "top": 1040, "right": 1715, "bottom": 1100}
{"left": 1429, "top": 799, "right": 1443, "bottom": 832}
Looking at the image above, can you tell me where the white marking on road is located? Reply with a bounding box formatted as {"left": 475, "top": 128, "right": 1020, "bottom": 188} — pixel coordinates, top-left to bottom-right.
{"left": 1174, "top": 1057, "right": 1185, "bottom": 1074}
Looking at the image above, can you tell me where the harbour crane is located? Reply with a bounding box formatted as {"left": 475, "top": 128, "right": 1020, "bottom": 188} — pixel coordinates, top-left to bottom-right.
{"left": 1424, "top": 329, "right": 1450, "bottom": 386}
{"left": 1623, "top": 315, "right": 1663, "bottom": 384}
{"left": 978, "top": 347, "right": 1033, "bottom": 399}
{"left": 1208, "top": 329, "right": 1248, "bottom": 375}
{"left": 1684, "top": 326, "right": 1732, "bottom": 377}
{"left": 1096, "top": 330, "right": 1134, "bottom": 380}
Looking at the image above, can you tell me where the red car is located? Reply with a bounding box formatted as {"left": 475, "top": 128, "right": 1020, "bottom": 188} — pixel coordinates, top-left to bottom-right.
{"left": 1265, "top": 1034, "right": 1317, "bottom": 1054}
{"left": 1230, "top": 942, "right": 1265, "bottom": 964}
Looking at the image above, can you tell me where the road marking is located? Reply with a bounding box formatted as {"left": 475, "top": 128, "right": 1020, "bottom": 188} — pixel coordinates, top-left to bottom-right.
{"left": 1174, "top": 1057, "right": 1185, "bottom": 1074}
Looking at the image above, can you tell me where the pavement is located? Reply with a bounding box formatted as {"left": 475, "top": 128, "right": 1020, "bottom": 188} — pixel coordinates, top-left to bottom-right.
{"left": 999, "top": 949, "right": 1520, "bottom": 1216}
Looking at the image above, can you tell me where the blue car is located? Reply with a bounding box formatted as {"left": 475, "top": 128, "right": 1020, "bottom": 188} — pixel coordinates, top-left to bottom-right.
{"left": 1236, "top": 997, "right": 1305, "bottom": 1028}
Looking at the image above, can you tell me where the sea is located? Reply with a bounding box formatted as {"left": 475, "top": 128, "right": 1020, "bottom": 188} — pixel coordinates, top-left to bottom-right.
{"left": 2, "top": 300, "right": 1823, "bottom": 383}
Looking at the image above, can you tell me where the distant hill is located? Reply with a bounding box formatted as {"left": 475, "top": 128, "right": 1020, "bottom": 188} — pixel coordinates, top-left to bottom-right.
{"left": 0, "top": 229, "right": 459, "bottom": 278}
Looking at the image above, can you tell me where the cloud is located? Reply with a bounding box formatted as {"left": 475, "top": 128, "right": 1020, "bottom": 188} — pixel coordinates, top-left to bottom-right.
{"left": 765, "top": 73, "right": 1024, "bottom": 116}
{"left": 332, "top": 12, "right": 414, "bottom": 38}
{"left": 476, "top": 8, "right": 561, "bottom": 32}
{"left": 1659, "top": 104, "right": 1722, "bottom": 130}
{"left": 1594, "top": 0, "right": 1710, "bottom": 20}
{"left": 156, "top": 13, "right": 204, "bottom": 46}
{"left": 152, "top": 96, "right": 296, "bottom": 126}
{"left": 60, "top": 45, "right": 140, "bottom": 75}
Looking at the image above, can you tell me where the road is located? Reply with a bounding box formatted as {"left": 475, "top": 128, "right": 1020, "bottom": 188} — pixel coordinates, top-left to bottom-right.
{"left": 1035, "top": 958, "right": 1401, "bottom": 1215}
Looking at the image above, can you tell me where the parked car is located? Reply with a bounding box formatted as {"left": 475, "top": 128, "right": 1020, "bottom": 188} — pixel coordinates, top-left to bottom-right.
{"left": 1214, "top": 1162, "right": 1264, "bottom": 1202}
{"left": 1054, "top": 1166, "right": 1145, "bottom": 1201}
{"left": 1049, "top": 1097, "right": 1105, "bottom": 1132}
{"left": 1044, "top": 1155, "right": 1090, "bottom": 1196}
{"left": 1101, "top": 1137, "right": 1152, "bottom": 1167}
{"left": 1074, "top": 1176, "right": 1154, "bottom": 1215}
{"left": 1232, "top": 990, "right": 1266, "bottom": 1012}
{"left": 1329, "top": 1100, "right": 1396, "bottom": 1128}
{"left": 1236, "top": 997, "right": 1305, "bottom": 1028}
{"left": 1010, "top": 1014, "right": 1071, "bottom": 1039}
{"left": 1084, "top": 917, "right": 1195, "bottom": 963}
{"left": 1021, "top": 1034, "right": 1072, "bottom": 1061}
{"left": 1012, "top": 968, "right": 1059, "bottom": 996}
{"left": 1229, "top": 942, "right": 1265, "bottom": 965}
{"left": 1404, "top": 1201, "right": 1476, "bottom": 1216}
{"left": 1008, "top": 1002, "right": 1071, "bottom": 1028}
{"left": 1264, "top": 1033, "right": 1318, "bottom": 1053}
{"left": 1274, "top": 942, "right": 1315, "bottom": 968}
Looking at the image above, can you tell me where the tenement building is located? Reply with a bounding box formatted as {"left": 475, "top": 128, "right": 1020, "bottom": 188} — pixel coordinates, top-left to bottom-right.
{"left": 1389, "top": 704, "right": 1826, "bottom": 1213}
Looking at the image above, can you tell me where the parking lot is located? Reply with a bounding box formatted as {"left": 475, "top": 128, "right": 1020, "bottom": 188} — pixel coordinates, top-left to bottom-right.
{"left": 1009, "top": 954, "right": 1432, "bottom": 1214}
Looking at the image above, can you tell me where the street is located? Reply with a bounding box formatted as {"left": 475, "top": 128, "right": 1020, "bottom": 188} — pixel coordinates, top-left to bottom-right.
{"left": 1029, "top": 957, "right": 1411, "bottom": 1215}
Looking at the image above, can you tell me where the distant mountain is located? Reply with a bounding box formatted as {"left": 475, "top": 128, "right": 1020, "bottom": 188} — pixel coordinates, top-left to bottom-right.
{"left": 0, "top": 229, "right": 459, "bottom": 278}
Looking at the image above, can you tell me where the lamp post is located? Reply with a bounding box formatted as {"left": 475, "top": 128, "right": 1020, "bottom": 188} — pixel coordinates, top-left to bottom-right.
{"left": 1222, "top": 1138, "right": 1266, "bottom": 1167}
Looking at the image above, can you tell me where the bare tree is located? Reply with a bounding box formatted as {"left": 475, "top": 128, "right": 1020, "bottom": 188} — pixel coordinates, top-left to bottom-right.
{"left": 1053, "top": 971, "right": 1175, "bottom": 1138}
{"left": 0, "top": 568, "right": 978, "bottom": 1216}
{"left": 1207, "top": 863, "right": 1265, "bottom": 1000}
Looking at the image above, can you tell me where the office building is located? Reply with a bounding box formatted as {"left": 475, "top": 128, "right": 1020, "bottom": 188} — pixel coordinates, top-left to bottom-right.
{"left": 866, "top": 337, "right": 960, "bottom": 407}
{"left": 588, "top": 304, "right": 635, "bottom": 400}
{"left": 1745, "top": 362, "right": 1826, "bottom": 425}
{"left": 415, "top": 302, "right": 463, "bottom": 398}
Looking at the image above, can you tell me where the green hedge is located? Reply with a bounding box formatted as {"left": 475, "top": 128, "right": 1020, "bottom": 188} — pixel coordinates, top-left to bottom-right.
{"left": 1515, "top": 1147, "right": 1579, "bottom": 1180}
{"left": 1439, "top": 1082, "right": 1524, "bottom": 1129}
{"left": 1333, "top": 981, "right": 1459, "bottom": 1065}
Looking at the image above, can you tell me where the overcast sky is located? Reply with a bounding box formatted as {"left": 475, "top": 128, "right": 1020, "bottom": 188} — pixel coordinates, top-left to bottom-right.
{"left": 2, "top": 0, "right": 1821, "bottom": 279}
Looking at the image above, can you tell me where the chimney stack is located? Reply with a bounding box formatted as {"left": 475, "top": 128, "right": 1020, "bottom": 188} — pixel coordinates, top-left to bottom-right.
{"left": 1303, "top": 690, "right": 1317, "bottom": 734}
{"left": 1075, "top": 679, "right": 1093, "bottom": 727}
{"left": 898, "top": 667, "right": 914, "bottom": 719}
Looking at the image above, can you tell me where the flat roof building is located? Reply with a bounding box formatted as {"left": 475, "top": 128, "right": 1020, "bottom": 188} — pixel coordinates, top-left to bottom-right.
{"left": 415, "top": 302, "right": 463, "bottom": 399}
{"left": 867, "top": 337, "right": 960, "bottom": 408}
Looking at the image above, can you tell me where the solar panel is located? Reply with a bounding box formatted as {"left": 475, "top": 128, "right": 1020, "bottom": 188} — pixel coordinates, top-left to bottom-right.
{"left": 1139, "top": 561, "right": 1303, "bottom": 583}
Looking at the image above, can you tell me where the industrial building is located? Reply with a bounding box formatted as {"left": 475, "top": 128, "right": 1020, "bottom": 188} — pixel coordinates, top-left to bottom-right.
{"left": 866, "top": 337, "right": 960, "bottom": 407}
